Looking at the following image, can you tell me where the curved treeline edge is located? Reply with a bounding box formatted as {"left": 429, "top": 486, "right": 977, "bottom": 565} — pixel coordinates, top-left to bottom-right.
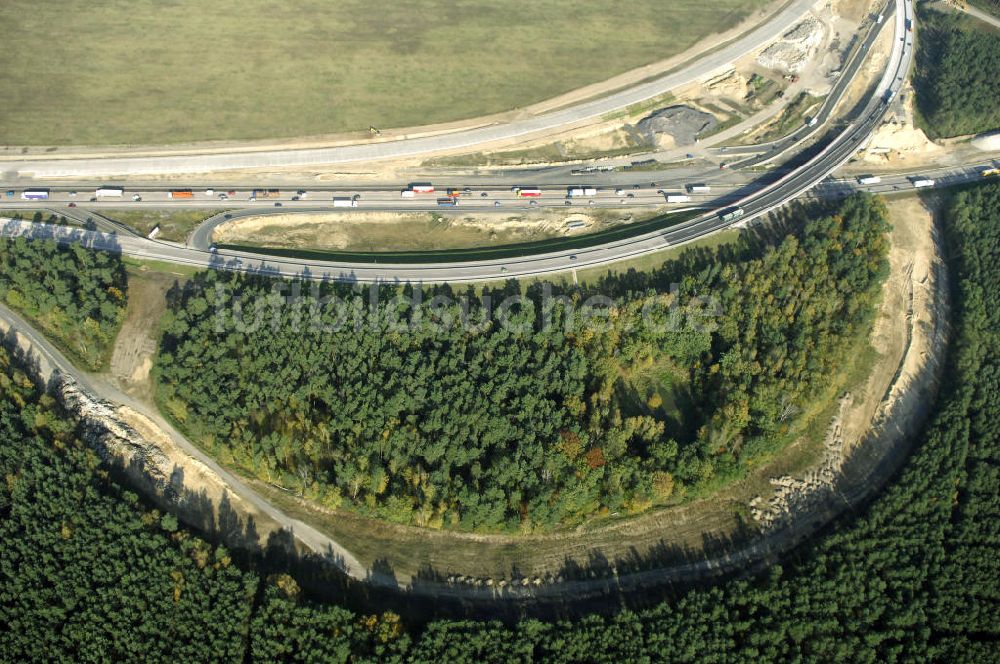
{"left": 0, "top": 236, "right": 127, "bottom": 370}
{"left": 2, "top": 184, "right": 1000, "bottom": 660}
{"left": 156, "top": 195, "right": 889, "bottom": 532}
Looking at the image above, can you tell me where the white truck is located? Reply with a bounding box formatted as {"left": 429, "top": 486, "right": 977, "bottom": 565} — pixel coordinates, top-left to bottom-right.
{"left": 665, "top": 194, "right": 691, "bottom": 204}
{"left": 567, "top": 187, "right": 597, "bottom": 197}
{"left": 911, "top": 179, "right": 935, "bottom": 188}
{"left": 400, "top": 190, "right": 416, "bottom": 198}
{"left": 332, "top": 197, "right": 358, "bottom": 207}
{"left": 857, "top": 175, "right": 882, "bottom": 185}
{"left": 95, "top": 186, "right": 125, "bottom": 198}
{"left": 686, "top": 184, "right": 711, "bottom": 193}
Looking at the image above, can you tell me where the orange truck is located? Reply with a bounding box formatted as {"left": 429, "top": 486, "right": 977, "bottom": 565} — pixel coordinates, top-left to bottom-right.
{"left": 168, "top": 189, "right": 194, "bottom": 199}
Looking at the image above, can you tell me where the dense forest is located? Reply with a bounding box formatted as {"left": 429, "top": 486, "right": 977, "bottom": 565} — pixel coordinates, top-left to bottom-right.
{"left": 156, "top": 195, "right": 889, "bottom": 531}
{"left": 3, "top": 183, "right": 999, "bottom": 661}
{"left": 0, "top": 236, "right": 127, "bottom": 370}
{"left": 914, "top": 7, "right": 1000, "bottom": 138}
{"left": 0, "top": 345, "right": 407, "bottom": 662}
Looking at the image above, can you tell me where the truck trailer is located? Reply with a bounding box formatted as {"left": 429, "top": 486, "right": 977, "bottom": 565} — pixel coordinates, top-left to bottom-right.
{"left": 20, "top": 189, "right": 50, "bottom": 200}
{"left": 686, "top": 184, "right": 711, "bottom": 193}
{"left": 95, "top": 187, "right": 124, "bottom": 198}
{"left": 857, "top": 175, "right": 882, "bottom": 185}
{"left": 911, "top": 179, "right": 935, "bottom": 188}
{"left": 567, "top": 187, "right": 597, "bottom": 197}
{"left": 168, "top": 190, "right": 194, "bottom": 199}
{"left": 719, "top": 207, "right": 745, "bottom": 223}
{"left": 513, "top": 187, "right": 542, "bottom": 197}
{"left": 436, "top": 197, "right": 458, "bottom": 207}
{"left": 409, "top": 183, "right": 435, "bottom": 194}
{"left": 332, "top": 197, "right": 358, "bottom": 208}
{"left": 251, "top": 189, "right": 280, "bottom": 199}
{"left": 665, "top": 194, "right": 691, "bottom": 203}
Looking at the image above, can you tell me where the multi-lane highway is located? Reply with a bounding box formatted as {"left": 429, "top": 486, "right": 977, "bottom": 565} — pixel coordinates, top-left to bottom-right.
{"left": 716, "top": 1, "right": 895, "bottom": 169}
{"left": 0, "top": 0, "right": 820, "bottom": 178}
{"left": 0, "top": 0, "right": 927, "bottom": 285}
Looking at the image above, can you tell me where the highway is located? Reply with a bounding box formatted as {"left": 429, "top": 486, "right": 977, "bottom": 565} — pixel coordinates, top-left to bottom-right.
{"left": 1, "top": 0, "right": 821, "bottom": 178}
{"left": 0, "top": 0, "right": 929, "bottom": 285}
{"left": 0, "top": 3, "right": 895, "bottom": 250}
{"left": 6, "top": 161, "right": 997, "bottom": 288}
{"left": 714, "top": 2, "right": 894, "bottom": 169}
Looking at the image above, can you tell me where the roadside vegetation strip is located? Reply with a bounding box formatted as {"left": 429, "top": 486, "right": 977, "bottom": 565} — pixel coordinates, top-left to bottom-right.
{"left": 107, "top": 209, "right": 222, "bottom": 243}
{"left": 0, "top": 236, "right": 127, "bottom": 371}
{"left": 214, "top": 210, "right": 702, "bottom": 264}
{"left": 0, "top": 0, "right": 772, "bottom": 145}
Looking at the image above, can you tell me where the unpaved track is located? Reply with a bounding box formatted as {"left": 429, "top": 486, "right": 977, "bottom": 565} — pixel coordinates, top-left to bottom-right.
{"left": 0, "top": 302, "right": 367, "bottom": 581}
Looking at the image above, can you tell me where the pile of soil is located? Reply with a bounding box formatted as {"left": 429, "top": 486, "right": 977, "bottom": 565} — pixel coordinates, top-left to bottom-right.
{"left": 636, "top": 105, "right": 718, "bottom": 146}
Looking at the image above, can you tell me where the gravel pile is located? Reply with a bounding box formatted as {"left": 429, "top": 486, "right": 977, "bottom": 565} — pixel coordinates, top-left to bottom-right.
{"left": 757, "top": 16, "right": 824, "bottom": 73}
{"left": 636, "top": 105, "right": 718, "bottom": 146}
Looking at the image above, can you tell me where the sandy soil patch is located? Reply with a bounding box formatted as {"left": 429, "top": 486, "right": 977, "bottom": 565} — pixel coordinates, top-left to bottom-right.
{"left": 115, "top": 405, "right": 286, "bottom": 545}
{"left": 213, "top": 209, "right": 651, "bottom": 252}
{"left": 108, "top": 269, "right": 179, "bottom": 402}
{"left": 835, "top": 0, "right": 879, "bottom": 22}
{"left": 840, "top": 196, "right": 948, "bottom": 470}
{"left": 751, "top": 195, "right": 948, "bottom": 530}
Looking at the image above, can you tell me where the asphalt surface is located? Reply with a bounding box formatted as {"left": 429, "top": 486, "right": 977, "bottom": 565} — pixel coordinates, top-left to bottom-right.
{"left": 0, "top": 0, "right": 922, "bottom": 284}
{"left": 714, "top": 2, "right": 894, "bottom": 168}
{"left": 2, "top": 0, "right": 820, "bottom": 178}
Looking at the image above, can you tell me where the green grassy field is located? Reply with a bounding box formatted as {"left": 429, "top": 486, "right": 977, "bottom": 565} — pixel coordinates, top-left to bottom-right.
{"left": 106, "top": 209, "right": 219, "bottom": 242}
{"left": 0, "top": 0, "right": 772, "bottom": 145}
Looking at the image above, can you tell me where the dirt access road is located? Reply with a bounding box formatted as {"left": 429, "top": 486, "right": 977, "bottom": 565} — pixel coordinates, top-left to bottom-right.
{"left": 0, "top": 299, "right": 368, "bottom": 581}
